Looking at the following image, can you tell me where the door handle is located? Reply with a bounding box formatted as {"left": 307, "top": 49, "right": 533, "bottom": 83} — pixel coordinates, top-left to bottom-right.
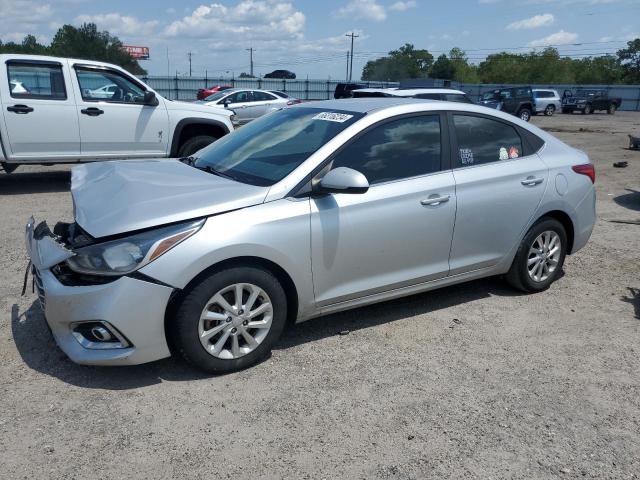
{"left": 81, "top": 107, "right": 104, "bottom": 116}
{"left": 521, "top": 176, "right": 544, "bottom": 187}
{"left": 7, "top": 104, "right": 33, "bottom": 114}
{"left": 421, "top": 194, "right": 450, "bottom": 206}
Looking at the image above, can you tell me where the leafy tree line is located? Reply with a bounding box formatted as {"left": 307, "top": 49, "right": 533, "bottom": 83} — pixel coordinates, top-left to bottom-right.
{"left": 0, "top": 23, "right": 146, "bottom": 75}
{"left": 362, "top": 40, "right": 640, "bottom": 85}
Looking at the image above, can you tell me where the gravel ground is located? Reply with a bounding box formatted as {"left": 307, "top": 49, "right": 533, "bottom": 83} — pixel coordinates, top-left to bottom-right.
{"left": 1, "top": 111, "right": 639, "bottom": 479}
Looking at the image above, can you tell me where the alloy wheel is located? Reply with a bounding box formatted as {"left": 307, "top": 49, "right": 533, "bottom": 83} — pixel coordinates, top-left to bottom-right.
{"left": 527, "top": 231, "right": 561, "bottom": 283}
{"left": 198, "top": 283, "right": 273, "bottom": 359}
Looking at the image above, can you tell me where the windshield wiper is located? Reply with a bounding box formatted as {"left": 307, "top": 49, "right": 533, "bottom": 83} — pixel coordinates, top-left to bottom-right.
{"left": 197, "top": 165, "right": 238, "bottom": 181}
{"left": 179, "top": 156, "right": 198, "bottom": 166}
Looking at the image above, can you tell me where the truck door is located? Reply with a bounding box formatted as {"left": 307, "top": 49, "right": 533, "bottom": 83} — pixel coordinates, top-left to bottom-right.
{"left": 71, "top": 64, "right": 169, "bottom": 158}
{"left": 0, "top": 58, "right": 80, "bottom": 160}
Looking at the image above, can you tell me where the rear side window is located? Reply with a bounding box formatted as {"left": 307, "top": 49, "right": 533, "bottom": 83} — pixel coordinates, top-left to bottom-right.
{"left": 331, "top": 115, "right": 442, "bottom": 185}
{"left": 453, "top": 115, "right": 523, "bottom": 167}
{"left": 253, "top": 91, "right": 277, "bottom": 101}
{"left": 415, "top": 93, "right": 442, "bottom": 100}
{"left": 7, "top": 62, "right": 66, "bottom": 100}
{"left": 443, "top": 93, "right": 472, "bottom": 103}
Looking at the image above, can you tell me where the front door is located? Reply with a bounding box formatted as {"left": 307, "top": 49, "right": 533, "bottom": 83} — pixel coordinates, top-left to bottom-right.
{"left": 223, "top": 90, "right": 262, "bottom": 124}
{"left": 0, "top": 59, "right": 80, "bottom": 160}
{"left": 448, "top": 113, "right": 548, "bottom": 274}
{"left": 310, "top": 113, "right": 456, "bottom": 306}
{"left": 73, "top": 65, "right": 168, "bottom": 158}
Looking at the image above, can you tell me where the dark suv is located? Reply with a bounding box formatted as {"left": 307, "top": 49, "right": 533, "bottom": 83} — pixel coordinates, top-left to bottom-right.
{"left": 479, "top": 87, "right": 535, "bottom": 122}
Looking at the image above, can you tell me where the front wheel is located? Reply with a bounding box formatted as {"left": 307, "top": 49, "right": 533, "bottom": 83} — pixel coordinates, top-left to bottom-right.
{"left": 545, "top": 105, "right": 555, "bottom": 116}
{"left": 518, "top": 108, "right": 532, "bottom": 122}
{"left": 171, "top": 266, "right": 288, "bottom": 373}
{"left": 607, "top": 104, "right": 617, "bottom": 115}
{"left": 178, "top": 135, "right": 217, "bottom": 157}
{"left": 583, "top": 104, "right": 592, "bottom": 115}
{"left": 506, "top": 217, "right": 567, "bottom": 293}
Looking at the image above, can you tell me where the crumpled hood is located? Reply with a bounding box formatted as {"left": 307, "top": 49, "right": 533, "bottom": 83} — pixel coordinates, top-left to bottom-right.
{"left": 71, "top": 160, "right": 269, "bottom": 238}
{"left": 168, "top": 100, "right": 231, "bottom": 118}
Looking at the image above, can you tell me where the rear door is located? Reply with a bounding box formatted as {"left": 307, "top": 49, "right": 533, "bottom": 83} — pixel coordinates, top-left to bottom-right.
{"left": 448, "top": 112, "right": 548, "bottom": 274}
{"left": 72, "top": 64, "right": 169, "bottom": 158}
{"left": 0, "top": 58, "right": 80, "bottom": 160}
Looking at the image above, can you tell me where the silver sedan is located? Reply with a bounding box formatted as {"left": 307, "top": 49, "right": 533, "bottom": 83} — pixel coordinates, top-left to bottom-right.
{"left": 201, "top": 88, "right": 290, "bottom": 124}
{"left": 25, "top": 98, "right": 596, "bottom": 373}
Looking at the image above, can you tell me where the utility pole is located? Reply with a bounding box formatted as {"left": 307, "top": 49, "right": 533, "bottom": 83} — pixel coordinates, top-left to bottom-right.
{"left": 187, "top": 52, "right": 192, "bottom": 77}
{"left": 346, "top": 32, "right": 359, "bottom": 81}
{"left": 346, "top": 51, "right": 350, "bottom": 80}
{"left": 246, "top": 47, "right": 254, "bottom": 77}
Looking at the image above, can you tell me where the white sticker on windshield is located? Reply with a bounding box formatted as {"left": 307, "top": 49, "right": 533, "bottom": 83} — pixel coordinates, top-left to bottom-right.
{"left": 312, "top": 112, "right": 354, "bottom": 123}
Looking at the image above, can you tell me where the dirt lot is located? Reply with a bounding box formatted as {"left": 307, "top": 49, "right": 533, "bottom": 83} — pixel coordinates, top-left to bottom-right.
{"left": 1, "top": 111, "right": 639, "bottom": 479}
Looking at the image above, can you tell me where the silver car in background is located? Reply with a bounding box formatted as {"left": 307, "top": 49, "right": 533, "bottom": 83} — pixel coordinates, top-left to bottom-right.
{"left": 25, "top": 98, "right": 596, "bottom": 373}
{"left": 533, "top": 89, "right": 561, "bottom": 116}
{"left": 201, "top": 88, "right": 291, "bottom": 124}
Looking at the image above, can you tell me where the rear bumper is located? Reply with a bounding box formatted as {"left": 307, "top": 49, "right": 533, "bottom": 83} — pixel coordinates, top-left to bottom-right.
{"left": 37, "top": 268, "right": 174, "bottom": 366}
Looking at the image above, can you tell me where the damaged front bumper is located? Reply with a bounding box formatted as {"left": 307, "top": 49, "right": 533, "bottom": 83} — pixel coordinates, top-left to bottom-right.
{"left": 24, "top": 217, "right": 174, "bottom": 366}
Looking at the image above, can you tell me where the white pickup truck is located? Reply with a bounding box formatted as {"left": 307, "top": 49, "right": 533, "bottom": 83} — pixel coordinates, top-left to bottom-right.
{"left": 0, "top": 54, "right": 235, "bottom": 173}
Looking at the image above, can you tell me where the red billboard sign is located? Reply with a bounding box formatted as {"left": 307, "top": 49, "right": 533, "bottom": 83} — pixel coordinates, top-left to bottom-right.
{"left": 123, "top": 45, "right": 150, "bottom": 60}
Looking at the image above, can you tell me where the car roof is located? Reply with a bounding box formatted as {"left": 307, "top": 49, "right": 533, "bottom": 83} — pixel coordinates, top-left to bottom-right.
{"left": 353, "top": 87, "right": 466, "bottom": 96}
{"left": 300, "top": 97, "right": 433, "bottom": 113}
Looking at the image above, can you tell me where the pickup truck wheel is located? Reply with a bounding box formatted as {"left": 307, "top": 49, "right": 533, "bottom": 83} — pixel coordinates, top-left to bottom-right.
{"left": 518, "top": 108, "right": 531, "bottom": 122}
{"left": 1, "top": 162, "right": 18, "bottom": 174}
{"left": 178, "top": 135, "right": 216, "bottom": 157}
{"left": 583, "top": 104, "right": 592, "bottom": 115}
{"left": 544, "top": 105, "right": 555, "bottom": 116}
{"left": 607, "top": 104, "right": 617, "bottom": 115}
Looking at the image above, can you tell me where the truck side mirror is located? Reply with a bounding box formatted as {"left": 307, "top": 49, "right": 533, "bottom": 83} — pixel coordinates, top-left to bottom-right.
{"left": 143, "top": 91, "right": 159, "bottom": 106}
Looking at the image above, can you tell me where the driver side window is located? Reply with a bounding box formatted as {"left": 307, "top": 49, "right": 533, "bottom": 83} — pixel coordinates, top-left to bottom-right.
{"left": 75, "top": 68, "right": 145, "bottom": 103}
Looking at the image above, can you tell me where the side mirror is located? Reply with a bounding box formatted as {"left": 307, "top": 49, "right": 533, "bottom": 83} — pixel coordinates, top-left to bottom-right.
{"left": 143, "top": 91, "right": 159, "bottom": 106}
{"left": 223, "top": 98, "right": 232, "bottom": 108}
{"left": 316, "top": 167, "right": 369, "bottom": 195}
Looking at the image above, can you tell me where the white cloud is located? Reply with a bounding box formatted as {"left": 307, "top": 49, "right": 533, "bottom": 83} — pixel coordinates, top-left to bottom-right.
{"left": 75, "top": 13, "right": 158, "bottom": 37}
{"left": 335, "top": 0, "right": 387, "bottom": 22}
{"left": 389, "top": 0, "right": 417, "bottom": 11}
{"left": 528, "top": 30, "right": 579, "bottom": 47}
{"left": 165, "top": 1, "right": 305, "bottom": 40}
{"left": 0, "top": 0, "right": 54, "bottom": 43}
{"left": 507, "top": 13, "right": 554, "bottom": 30}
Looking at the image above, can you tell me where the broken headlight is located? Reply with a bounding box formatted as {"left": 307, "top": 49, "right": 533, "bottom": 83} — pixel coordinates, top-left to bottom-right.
{"left": 66, "top": 219, "right": 204, "bottom": 276}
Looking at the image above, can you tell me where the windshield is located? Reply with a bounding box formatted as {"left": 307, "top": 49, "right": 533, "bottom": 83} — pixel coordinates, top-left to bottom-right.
{"left": 204, "top": 90, "right": 233, "bottom": 102}
{"left": 192, "top": 107, "right": 364, "bottom": 186}
{"left": 481, "top": 91, "right": 499, "bottom": 101}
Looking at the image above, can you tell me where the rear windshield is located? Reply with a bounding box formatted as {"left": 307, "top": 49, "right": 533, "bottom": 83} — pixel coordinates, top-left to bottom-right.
{"left": 193, "top": 107, "right": 364, "bottom": 186}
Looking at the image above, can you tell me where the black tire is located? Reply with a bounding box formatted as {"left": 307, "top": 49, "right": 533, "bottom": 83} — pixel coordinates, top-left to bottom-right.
{"left": 545, "top": 105, "right": 555, "bottom": 116}
{"left": 177, "top": 135, "right": 216, "bottom": 157}
{"left": 583, "top": 104, "right": 592, "bottom": 115}
{"left": 171, "top": 266, "right": 288, "bottom": 374}
{"left": 518, "top": 108, "right": 532, "bottom": 122}
{"left": 505, "top": 217, "right": 567, "bottom": 293}
{"left": 607, "top": 104, "right": 617, "bottom": 115}
{"left": 1, "top": 162, "right": 18, "bottom": 174}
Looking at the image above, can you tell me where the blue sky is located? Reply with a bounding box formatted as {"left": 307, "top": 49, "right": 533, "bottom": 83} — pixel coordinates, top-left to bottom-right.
{"left": 1, "top": 0, "right": 639, "bottom": 79}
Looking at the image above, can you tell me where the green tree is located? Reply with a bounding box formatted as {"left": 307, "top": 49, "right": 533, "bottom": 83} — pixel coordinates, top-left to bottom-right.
{"left": 448, "top": 48, "right": 479, "bottom": 83}
{"left": 0, "top": 24, "right": 146, "bottom": 75}
{"left": 430, "top": 54, "right": 455, "bottom": 80}
{"left": 362, "top": 43, "right": 434, "bottom": 81}
{"left": 617, "top": 38, "right": 640, "bottom": 83}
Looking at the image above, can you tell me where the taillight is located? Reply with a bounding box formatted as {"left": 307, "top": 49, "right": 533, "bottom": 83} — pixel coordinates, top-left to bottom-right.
{"left": 572, "top": 164, "right": 595, "bottom": 183}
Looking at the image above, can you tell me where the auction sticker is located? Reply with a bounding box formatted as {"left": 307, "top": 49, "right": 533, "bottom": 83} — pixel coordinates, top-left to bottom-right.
{"left": 312, "top": 112, "right": 354, "bottom": 123}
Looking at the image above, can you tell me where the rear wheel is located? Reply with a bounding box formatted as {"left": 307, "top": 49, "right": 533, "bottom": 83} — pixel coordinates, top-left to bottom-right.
{"left": 518, "top": 108, "right": 532, "bottom": 122}
{"left": 178, "top": 135, "right": 216, "bottom": 157}
{"left": 583, "top": 104, "right": 592, "bottom": 115}
{"left": 171, "top": 266, "right": 288, "bottom": 373}
{"left": 0, "top": 162, "right": 18, "bottom": 174}
{"left": 506, "top": 217, "right": 567, "bottom": 293}
{"left": 544, "top": 105, "right": 555, "bottom": 116}
{"left": 607, "top": 104, "right": 617, "bottom": 115}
